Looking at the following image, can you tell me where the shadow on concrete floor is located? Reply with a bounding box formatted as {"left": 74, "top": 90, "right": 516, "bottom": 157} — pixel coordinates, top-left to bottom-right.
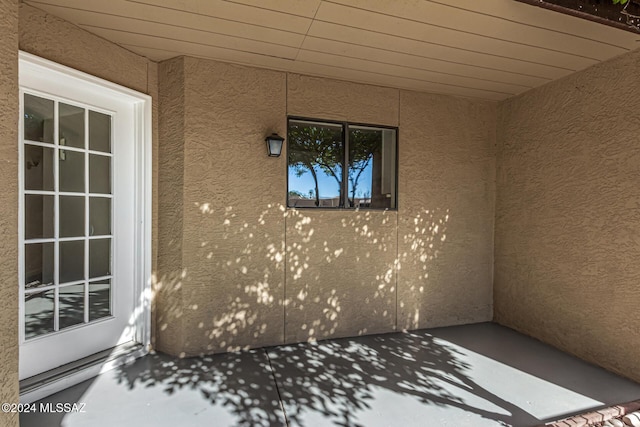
{"left": 20, "top": 322, "right": 640, "bottom": 427}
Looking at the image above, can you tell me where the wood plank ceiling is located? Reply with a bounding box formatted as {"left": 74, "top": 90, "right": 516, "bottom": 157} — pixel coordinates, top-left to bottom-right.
{"left": 25, "top": 0, "right": 640, "bottom": 101}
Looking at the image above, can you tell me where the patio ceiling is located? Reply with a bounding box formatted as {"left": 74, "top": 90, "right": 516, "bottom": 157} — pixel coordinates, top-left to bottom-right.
{"left": 24, "top": 0, "right": 640, "bottom": 101}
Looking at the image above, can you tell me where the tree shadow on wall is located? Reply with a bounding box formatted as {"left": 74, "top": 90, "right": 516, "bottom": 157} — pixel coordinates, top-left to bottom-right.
{"left": 113, "top": 330, "right": 540, "bottom": 427}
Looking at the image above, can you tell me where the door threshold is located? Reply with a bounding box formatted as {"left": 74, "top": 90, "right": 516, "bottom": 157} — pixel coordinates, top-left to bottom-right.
{"left": 20, "top": 342, "right": 148, "bottom": 404}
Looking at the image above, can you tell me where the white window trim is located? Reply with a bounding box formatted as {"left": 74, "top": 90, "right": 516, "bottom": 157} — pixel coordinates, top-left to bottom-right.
{"left": 18, "top": 51, "right": 152, "bottom": 401}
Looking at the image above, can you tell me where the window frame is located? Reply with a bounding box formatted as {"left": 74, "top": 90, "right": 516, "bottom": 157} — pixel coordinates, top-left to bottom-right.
{"left": 286, "top": 116, "right": 399, "bottom": 211}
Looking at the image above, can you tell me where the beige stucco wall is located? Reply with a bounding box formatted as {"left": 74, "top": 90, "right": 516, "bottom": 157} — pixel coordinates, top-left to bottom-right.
{"left": 285, "top": 74, "right": 401, "bottom": 343}
{"left": 0, "top": 1, "right": 18, "bottom": 426}
{"left": 156, "top": 57, "right": 495, "bottom": 355}
{"left": 156, "top": 57, "right": 186, "bottom": 355}
{"left": 155, "top": 57, "right": 288, "bottom": 356}
{"left": 181, "top": 57, "right": 287, "bottom": 354}
{"left": 495, "top": 48, "right": 640, "bottom": 382}
{"left": 287, "top": 73, "right": 399, "bottom": 126}
{"left": 398, "top": 91, "right": 496, "bottom": 330}
{"left": 285, "top": 210, "right": 399, "bottom": 342}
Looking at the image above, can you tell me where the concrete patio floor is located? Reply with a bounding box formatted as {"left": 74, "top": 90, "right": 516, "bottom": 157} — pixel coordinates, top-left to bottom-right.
{"left": 20, "top": 323, "right": 640, "bottom": 427}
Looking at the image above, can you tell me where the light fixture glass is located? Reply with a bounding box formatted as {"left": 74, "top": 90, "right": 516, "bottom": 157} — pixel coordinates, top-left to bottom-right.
{"left": 265, "top": 133, "right": 284, "bottom": 157}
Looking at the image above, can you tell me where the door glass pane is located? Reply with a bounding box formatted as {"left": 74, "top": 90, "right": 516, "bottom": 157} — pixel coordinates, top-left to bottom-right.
{"left": 24, "top": 145, "right": 54, "bottom": 191}
{"left": 89, "top": 238, "right": 111, "bottom": 278}
{"left": 59, "top": 103, "right": 85, "bottom": 149}
{"left": 59, "top": 150, "right": 85, "bottom": 193}
{"left": 89, "top": 155, "right": 111, "bottom": 194}
{"left": 59, "top": 196, "right": 85, "bottom": 238}
{"left": 89, "top": 111, "right": 111, "bottom": 153}
{"left": 25, "top": 289, "right": 55, "bottom": 339}
{"left": 89, "top": 280, "right": 111, "bottom": 321}
{"left": 59, "top": 240, "right": 84, "bottom": 283}
{"left": 59, "top": 284, "right": 85, "bottom": 330}
{"left": 24, "top": 94, "right": 54, "bottom": 144}
{"left": 25, "top": 195, "right": 54, "bottom": 239}
{"left": 25, "top": 243, "right": 54, "bottom": 290}
{"left": 89, "top": 197, "right": 111, "bottom": 236}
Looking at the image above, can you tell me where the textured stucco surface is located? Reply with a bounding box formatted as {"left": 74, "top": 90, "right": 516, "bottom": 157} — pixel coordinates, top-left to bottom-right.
{"left": 19, "top": 3, "right": 148, "bottom": 94}
{"left": 156, "top": 57, "right": 185, "bottom": 356}
{"left": 398, "top": 91, "right": 495, "bottom": 330}
{"left": 148, "top": 59, "right": 159, "bottom": 271}
{"left": 495, "top": 48, "right": 640, "bottom": 382}
{"left": 0, "top": 1, "right": 18, "bottom": 426}
{"left": 156, "top": 57, "right": 496, "bottom": 354}
{"left": 287, "top": 73, "right": 399, "bottom": 126}
{"left": 148, "top": 60, "right": 160, "bottom": 350}
{"left": 155, "top": 57, "right": 288, "bottom": 356}
{"left": 285, "top": 210, "right": 398, "bottom": 343}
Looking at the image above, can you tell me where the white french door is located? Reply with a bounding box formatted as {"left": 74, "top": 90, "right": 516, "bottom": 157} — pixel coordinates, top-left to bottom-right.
{"left": 18, "top": 53, "right": 151, "bottom": 380}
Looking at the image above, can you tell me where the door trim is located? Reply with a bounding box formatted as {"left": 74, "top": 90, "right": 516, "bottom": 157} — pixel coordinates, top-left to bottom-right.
{"left": 18, "top": 51, "right": 152, "bottom": 389}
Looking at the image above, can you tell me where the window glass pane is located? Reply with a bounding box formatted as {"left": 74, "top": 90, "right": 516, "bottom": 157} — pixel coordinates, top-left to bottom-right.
{"left": 60, "top": 240, "right": 84, "bottom": 283}
{"left": 89, "top": 280, "right": 111, "bottom": 321}
{"left": 25, "top": 243, "right": 54, "bottom": 290}
{"left": 89, "top": 154, "right": 111, "bottom": 194}
{"left": 348, "top": 126, "right": 397, "bottom": 209}
{"left": 59, "top": 284, "right": 85, "bottom": 330}
{"left": 89, "top": 197, "right": 111, "bottom": 236}
{"left": 59, "top": 150, "right": 85, "bottom": 193}
{"left": 89, "top": 238, "right": 111, "bottom": 278}
{"left": 59, "top": 103, "right": 85, "bottom": 149}
{"left": 24, "top": 144, "right": 54, "bottom": 191}
{"left": 89, "top": 111, "right": 111, "bottom": 153}
{"left": 25, "top": 194, "right": 54, "bottom": 239}
{"left": 60, "top": 196, "right": 85, "bottom": 238}
{"left": 25, "top": 289, "right": 55, "bottom": 339}
{"left": 288, "top": 120, "right": 343, "bottom": 208}
{"left": 24, "top": 94, "right": 54, "bottom": 144}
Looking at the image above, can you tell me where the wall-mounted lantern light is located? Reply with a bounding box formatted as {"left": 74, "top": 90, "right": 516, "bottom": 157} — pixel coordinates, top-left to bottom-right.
{"left": 265, "top": 133, "right": 284, "bottom": 157}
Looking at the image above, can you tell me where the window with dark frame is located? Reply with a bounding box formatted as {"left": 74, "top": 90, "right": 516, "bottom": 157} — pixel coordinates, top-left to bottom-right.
{"left": 287, "top": 118, "right": 397, "bottom": 209}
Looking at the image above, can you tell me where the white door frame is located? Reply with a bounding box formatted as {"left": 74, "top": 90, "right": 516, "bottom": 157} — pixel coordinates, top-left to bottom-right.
{"left": 18, "top": 51, "right": 152, "bottom": 388}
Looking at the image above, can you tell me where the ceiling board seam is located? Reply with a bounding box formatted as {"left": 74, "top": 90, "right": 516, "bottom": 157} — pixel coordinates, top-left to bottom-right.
{"left": 305, "top": 34, "right": 552, "bottom": 82}
{"left": 121, "top": 43, "right": 180, "bottom": 55}
{"left": 291, "top": 59, "right": 515, "bottom": 95}
{"left": 322, "top": 0, "right": 604, "bottom": 62}
{"left": 37, "top": 4, "right": 304, "bottom": 50}
{"left": 80, "top": 24, "right": 297, "bottom": 61}
{"left": 123, "top": 42, "right": 501, "bottom": 101}
{"left": 124, "top": 44, "right": 496, "bottom": 102}
{"left": 125, "top": 0, "right": 309, "bottom": 35}
{"left": 117, "top": 33, "right": 512, "bottom": 96}
{"left": 312, "top": 18, "right": 576, "bottom": 72}
{"left": 222, "top": 0, "right": 317, "bottom": 19}
{"left": 425, "top": 0, "right": 633, "bottom": 50}
{"left": 28, "top": 0, "right": 308, "bottom": 40}
{"left": 295, "top": 0, "right": 323, "bottom": 61}
{"left": 298, "top": 46, "right": 533, "bottom": 89}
